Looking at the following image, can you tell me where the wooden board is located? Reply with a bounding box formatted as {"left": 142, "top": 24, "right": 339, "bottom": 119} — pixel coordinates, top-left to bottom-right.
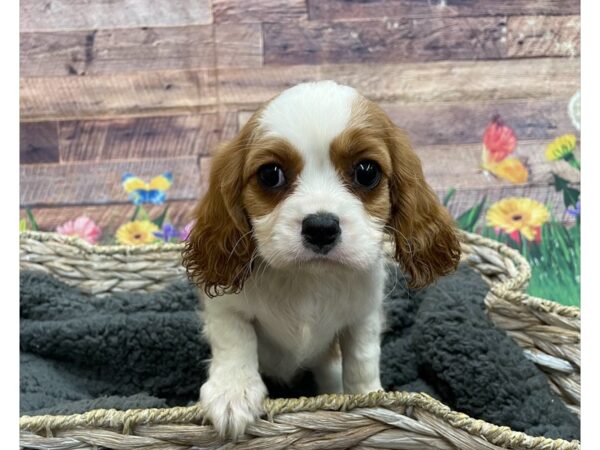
{"left": 237, "top": 98, "right": 576, "bottom": 148}
{"left": 215, "top": 24, "right": 263, "bottom": 68}
{"left": 20, "top": 201, "right": 198, "bottom": 236}
{"left": 20, "top": 157, "right": 205, "bottom": 207}
{"left": 508, "top": 16, "right": 580, "bottom": 58}
{"left": 264, "top": 18, "right": 507, "bottom": 66}
{"left": 20, "top": 0, "right": 213, "bottom": 32}
{"left": 308, "top": 0, "right": 580, "bottom": 21}
{"left": 21, "top": 26, "right": 215, "bottom": 77}
{"left": 20, "top": 122, "right": 59, "bottom": 164}
{"left": 212, "top": 0, "right": 308, "bottom": 23}
{"left": 20, "top": 69, "right": 218, "bottom": 121}
{"left": 218, "top": 58, "right": 580, "bottom": 108}
{"left": 59, "top": 114, "right": 222, "bottom": 162}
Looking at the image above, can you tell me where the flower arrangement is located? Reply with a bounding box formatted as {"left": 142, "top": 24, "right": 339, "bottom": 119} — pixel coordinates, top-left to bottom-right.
{"left": 445, "top": 107, "right": 581, "bottom": 307}
{"left": 20, "top": 172, "right": 196, "bottom": 247}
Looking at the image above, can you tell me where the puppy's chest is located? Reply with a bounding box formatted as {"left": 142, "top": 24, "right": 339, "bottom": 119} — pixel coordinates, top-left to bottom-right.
{"left": 253, "top": 290, "right": 357, "bottom": 358}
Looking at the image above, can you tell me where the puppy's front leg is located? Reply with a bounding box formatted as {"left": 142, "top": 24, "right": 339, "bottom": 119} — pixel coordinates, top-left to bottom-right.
{"left": 201, "top": 302, "right": 267, "bottom": 438}
{"left": 339, "top": 308, "right": 383, "bottom": 394}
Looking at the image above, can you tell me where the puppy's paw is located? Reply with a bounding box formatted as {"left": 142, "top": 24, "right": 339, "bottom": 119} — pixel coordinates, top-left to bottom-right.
{"left": 200, "top": 372, "right": 267, "bottom": 439}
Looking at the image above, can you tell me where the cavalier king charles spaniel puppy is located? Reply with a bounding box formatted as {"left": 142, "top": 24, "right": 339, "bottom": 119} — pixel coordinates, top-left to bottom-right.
{"left": 182, "top": 80, "right": 461, "bottom": 438}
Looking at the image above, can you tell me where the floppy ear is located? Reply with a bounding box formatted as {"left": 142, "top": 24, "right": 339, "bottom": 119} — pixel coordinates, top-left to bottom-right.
{"left": 182, "top": 135, "right": 255, "bottom": 298}
{"left": 386, "top": 127, "right": 461, "bottom": 289}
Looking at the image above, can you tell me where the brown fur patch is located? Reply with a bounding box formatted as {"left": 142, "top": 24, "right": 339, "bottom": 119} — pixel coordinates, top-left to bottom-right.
{"left": 242, "top": 137, "right": 304, "bottom": 218}
{"left": 330, "top": 117, "right": 393, "bottom": 223}
{"left": 347, "top": 97, "right": 461, "bottom": 288}
{"left": 182, "top": 108, "right": 305, "bottom": 297}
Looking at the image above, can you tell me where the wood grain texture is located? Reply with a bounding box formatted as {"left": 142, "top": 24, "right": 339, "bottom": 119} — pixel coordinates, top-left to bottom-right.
{"left": 20, "top": 69, "right": 218, "bottom": 121}
{"left": 20, "top": 0, "right": 213, "bottom": 32}
{"left": 264, "top": 18, "right": 507, "bottom": 65}
{"left": 59, "top": 114, "right": 222, "bottom": 162}
{"left": 382, "top": 98, "right": 576, "bottom": 147}
{"left": 21, "top": 201, "right": 197, "bottom": 236}
{"left": 218, "top": 58, "right": 580, "bottom": 107}
{"left": 237, "top": 98, "right": 576, "bottom": 147}
{"left": 215, "top": 24, "right": 263, "bottom": 68}
{"left": 212, "top": 0, "right": 307, "bottom": 23}
{"left": 508, "top": 16, "right": 580, "bottom": 58}
{"left": 308, "top": 0, "right": 580, "bottom": 21}
{"left": 20, "top": 122, "right": 59, "bottom": 164}
{"left": 21, "top": 26, "right": 215, "bottom": 77}
{"left": 20, "top": 157, "right": 202, "bottom": 207}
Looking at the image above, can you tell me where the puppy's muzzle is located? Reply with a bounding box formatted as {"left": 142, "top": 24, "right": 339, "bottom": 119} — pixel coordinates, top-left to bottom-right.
{"left": 301, "top": 212, "right": 341, "bottom": 254}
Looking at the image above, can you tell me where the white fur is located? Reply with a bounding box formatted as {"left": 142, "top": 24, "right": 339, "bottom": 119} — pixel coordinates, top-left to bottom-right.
{"left": 200, "top": 81, "right": 385, "bottom": 438}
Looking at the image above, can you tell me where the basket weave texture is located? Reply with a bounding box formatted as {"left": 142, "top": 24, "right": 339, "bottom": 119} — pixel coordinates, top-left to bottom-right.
{"left": 19, "top": 231, "right": 580, "bottom": 450}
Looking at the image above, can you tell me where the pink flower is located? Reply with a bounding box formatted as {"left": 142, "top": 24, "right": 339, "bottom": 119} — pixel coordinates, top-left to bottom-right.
{"left": 181, "top": 220, "right": 196, "bottom": 241}
{"left": 56, "top": 216, "right": 102, "bottom": 244}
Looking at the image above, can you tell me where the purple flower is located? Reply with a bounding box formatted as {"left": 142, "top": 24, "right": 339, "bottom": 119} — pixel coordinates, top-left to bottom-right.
{"left": 567, "top": 200, "right": 580, "bottom": 218}
{"left": 181, "top": 220, "right": 196, "bottom": 241}
{"left": 153, "top": 224, "right": 180, "bottom": 242}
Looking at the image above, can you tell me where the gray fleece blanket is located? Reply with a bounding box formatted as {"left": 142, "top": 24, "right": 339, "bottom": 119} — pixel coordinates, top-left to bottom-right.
{"left": 20, "top": 264, "right": 579, "bottom": 440}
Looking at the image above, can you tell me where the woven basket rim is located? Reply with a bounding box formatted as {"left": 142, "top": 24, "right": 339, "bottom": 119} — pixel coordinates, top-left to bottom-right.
{"left": 19, "top": 391, "right": 580, "bottom": 449}
{"left": 20, "top": 230, "right": 580, "bottom": 318}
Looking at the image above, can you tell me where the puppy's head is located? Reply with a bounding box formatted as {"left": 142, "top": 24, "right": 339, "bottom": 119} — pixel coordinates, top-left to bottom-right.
{"left": 183, "top": 81, "right": 460, "bottom": 297}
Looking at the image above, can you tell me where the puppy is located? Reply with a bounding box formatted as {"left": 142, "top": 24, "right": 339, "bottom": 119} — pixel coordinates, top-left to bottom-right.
{"left": 182, "top": 80, "right": 460, "bottom": 438}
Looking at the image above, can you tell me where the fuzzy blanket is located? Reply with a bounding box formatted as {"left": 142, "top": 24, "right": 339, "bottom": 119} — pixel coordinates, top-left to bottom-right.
{"left": 20, "top": 264, "right": 579, "bottom": 440}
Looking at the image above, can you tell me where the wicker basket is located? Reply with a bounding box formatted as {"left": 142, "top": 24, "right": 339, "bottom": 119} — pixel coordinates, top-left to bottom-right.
{"left": 19, "top": 231, "right": 580, "bottom": 450}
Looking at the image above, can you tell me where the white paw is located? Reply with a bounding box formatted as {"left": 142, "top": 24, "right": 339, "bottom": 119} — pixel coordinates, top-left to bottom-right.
{"left": 200, "top": 372, "right": 268, "bottom": 439}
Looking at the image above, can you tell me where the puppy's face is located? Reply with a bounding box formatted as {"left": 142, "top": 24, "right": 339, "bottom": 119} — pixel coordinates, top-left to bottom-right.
{"left": 183, "top": 81, "right": 460, "bottom": 297}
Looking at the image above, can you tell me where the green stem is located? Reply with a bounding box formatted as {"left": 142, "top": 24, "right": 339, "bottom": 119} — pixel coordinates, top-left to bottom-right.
{"left": 131, "top": 205, "right": 141, "bottom": 221}
{"left": 565, "top": 153, "right": 581, "bottom": 170}
{"left": 25, "top": 208, "right": 39, "bottom": 231}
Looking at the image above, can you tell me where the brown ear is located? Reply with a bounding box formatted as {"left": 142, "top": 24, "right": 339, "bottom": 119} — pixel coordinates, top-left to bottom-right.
{"left": 387, "top": 128, "right": 461, "bottom": 289}
{"left": 182, "top": 137, "right": 255, "bottom": 298}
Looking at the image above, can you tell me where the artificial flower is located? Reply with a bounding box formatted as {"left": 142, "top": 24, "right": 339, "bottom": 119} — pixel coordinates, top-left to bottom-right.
{"left": 482, "top": 115, "right": 517, "bottom": 164}
{"left": 56, "top": 216, "right": 102, "bottom": 244}
{"left": 116, "top": 220, "right": 159, "bottom": 246}
{"left": 153, "top": 224, "right": 180, "bottom": 242}
{"left": 181, "top": 220, "right": 195, "bottom": 241}
{"left": 486, "top": 198, "right": 550, "bottom": 243}
{"left": 566, "top": 200, "right": 581, "bottom": 218}
{"left": 545, "top": 134, "right": 579, "bottom": 169}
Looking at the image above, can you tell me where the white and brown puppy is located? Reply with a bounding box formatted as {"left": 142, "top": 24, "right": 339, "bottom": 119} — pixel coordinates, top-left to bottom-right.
{"left": 183, "top": 80, "right": 460, "bottom": 438}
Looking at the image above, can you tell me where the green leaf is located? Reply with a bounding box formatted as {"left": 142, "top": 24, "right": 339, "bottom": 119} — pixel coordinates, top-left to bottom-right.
{"left": 25, "top": 208, "right": 39, "bottom": 231}
{"left": 550, "top": 173, "right": 580, "bottom": 208}
{"left": 456, "top": 196, "right": 487, "bottom": 232}
{"left": 443, "top": 188, "right": 456, "bottom": 207}
{"left": 152, "top": 205, "right": 170, "bottom": 228}
{"left": 19, "top": 218, "right": 27, "bottom": 232}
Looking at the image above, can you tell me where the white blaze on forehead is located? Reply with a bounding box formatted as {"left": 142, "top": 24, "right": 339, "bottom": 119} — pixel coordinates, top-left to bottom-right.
{"left": 258, "top": 80, "right": 358, "bottom": 160}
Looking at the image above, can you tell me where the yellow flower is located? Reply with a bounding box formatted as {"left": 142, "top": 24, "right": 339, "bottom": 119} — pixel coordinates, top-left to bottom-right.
{"left": 486, "top": 198, "right": 550, "bottom": 241}
{"left": 546, "top": 134, "right": 577, "bottom": 161}
{"left": 116, "top": 220, "right": 159, "bottom": 246}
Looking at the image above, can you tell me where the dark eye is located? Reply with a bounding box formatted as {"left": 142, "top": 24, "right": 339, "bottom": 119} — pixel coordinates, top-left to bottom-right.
{"left": 353, "top": 160, "right": 381, "bottom": 190}
{"left": 257, "top": 164, "right": 286, "bottom": 189}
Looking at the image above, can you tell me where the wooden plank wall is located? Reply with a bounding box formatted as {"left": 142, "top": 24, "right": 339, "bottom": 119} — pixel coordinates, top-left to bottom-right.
{"left": 20, "top": 0, "right": 581, "bottom": 234}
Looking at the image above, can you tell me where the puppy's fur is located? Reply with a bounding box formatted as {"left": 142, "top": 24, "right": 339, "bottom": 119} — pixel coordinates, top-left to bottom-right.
{"left": 183, "top": 81, "right": 460, "bottom": 437}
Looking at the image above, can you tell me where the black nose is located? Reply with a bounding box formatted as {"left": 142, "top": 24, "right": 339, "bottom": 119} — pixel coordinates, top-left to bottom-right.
{"left": 301, "top": 212, "right": 341, "bottom": 254}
